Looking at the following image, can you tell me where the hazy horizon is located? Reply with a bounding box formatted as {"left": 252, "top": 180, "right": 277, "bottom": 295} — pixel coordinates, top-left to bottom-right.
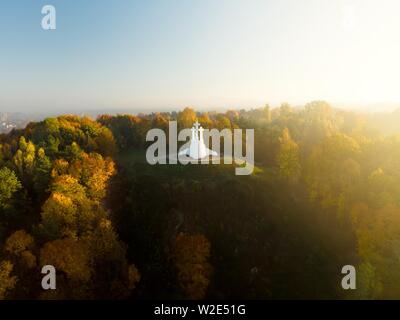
{"left": 1, "top": 0, "right": 400, "bottom": 112}
{"left": 2, "top": 101, "right": 400, "bottom": 116}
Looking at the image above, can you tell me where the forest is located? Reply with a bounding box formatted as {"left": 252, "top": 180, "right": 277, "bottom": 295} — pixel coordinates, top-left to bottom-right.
{"left": 0, "top": 101, "right": 400, "bottom": 299}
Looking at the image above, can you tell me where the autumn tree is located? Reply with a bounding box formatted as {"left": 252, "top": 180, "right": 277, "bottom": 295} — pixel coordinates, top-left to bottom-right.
{"left": 13, "top": 136, "right": 36, "bottom": 180}
{"left": 5, "top": 230, "right": 34, "bottom": 256}
{"left": 67, "top": 152, "right": 116, "bottom": 201}
{"left": 171, "top": 233, "right": 212, "bottom": 299}
{"left": 351, "top": 203, "right": 400, "bottom": 298}
{"left": 0, "top": 260, "right": 17, "bottom": 300}
{"left": 305, "top": 133, "right": 361, "bottom": 213}
{"left": 177, "top": 107, "right": 197, "bottom": 129}
{"left": 40, "top": 238, "right": 92, "bottom": 282}
{"left": 277, "top": 128, "right": 301, "bottom": 181}
{"left": 4, "top": 230, "right": 37, "bottom": 274}
{"left": 302, "top": 101, "right": 337, "bottom": 147}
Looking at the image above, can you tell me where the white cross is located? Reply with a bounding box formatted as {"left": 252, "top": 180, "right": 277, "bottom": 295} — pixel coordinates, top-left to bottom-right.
{"left": 193, "top": 121, "right": 200, "bottom": 131}
{"left": 198, "top": 126, "right": 204, "bottom": 141}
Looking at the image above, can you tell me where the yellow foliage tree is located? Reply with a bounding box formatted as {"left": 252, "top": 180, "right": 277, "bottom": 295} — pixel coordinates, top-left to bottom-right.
{"left": 171, "top": 233, "right": 212, "bottom": 299}
{"left": 68, "top": 153, "right": 116, "bottom": 201}
{"left": 0, "top": 260, "right": 17, "bottom": 300}
{"left": 178, "top": 107, "right": 197, "bottom": 129}
{"left": 13, "top": 136, "right": 36, "bottom": 177}
{"left": 5, "top": 230, "right": 34, "bottom": 256}
{"left": 40, "top": 238, "right": 92, "bottom": 282}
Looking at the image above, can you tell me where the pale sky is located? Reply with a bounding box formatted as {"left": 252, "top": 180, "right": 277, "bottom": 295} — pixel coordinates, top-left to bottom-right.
{"left": 1, "top": 0, "right": 400, "bottom": 112}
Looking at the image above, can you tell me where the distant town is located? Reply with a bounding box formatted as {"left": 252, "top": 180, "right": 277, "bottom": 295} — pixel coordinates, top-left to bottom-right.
{"left": 0, "top": 109, "right": 157, "bottom": 134}
{"left": 0, "top": 113, "right": 28, "bottom": 133}
{"left": 0, "top": 112, "right": 66, "bottom": 134}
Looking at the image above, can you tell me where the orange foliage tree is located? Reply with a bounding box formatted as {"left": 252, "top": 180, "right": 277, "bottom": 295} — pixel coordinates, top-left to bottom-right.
{"left": 171, "top": 233, "right": 213, "bottom": 299}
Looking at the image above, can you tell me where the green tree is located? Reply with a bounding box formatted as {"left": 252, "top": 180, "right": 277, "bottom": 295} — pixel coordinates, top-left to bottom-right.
{"left": 33, "top": 148, "right": 52, "bottom": 196}
{"left": 0, "top": 167, "right": 22, "bottom": 211}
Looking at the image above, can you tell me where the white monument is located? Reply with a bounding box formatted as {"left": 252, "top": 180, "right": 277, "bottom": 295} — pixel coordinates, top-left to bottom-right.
{"left": 179, "top": 121, "right": 218, "bottom": 159}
